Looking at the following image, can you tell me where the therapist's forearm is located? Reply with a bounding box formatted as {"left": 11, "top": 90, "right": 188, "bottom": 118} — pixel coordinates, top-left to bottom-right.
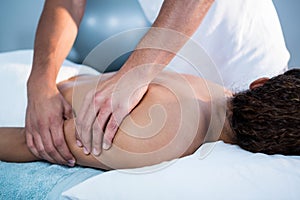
{"left": 118, "top": 0, "right": 214, "bottom": 80}
{"left": 28, "top": 0, "right": 86, "bottom": 87}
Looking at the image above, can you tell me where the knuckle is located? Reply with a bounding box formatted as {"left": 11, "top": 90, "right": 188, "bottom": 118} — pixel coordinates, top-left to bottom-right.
{"left": 81, "top": 135, "right": 91, "bottom": 145}
{"left": 108, "top": 120, "right": 118, "bottom": 131}
{"left": 53, "top": 138, "right": 64, "bottom": 148}
{"left": 45, "top": 148, "right": 56, "bottom": 157}
{"left": 43, "top": 143, "right": 52, "bottom": 150}
{"left": 43, "top": 143, "right": 55, "bottom": 155}
{"left": 94, "top": 92, "right": 106, "bottom": 105}
{"left": 99, "top": 108, "right": 108, "bottom": 116}
{"left": 93, "top": 123, "right": 101, "bottom": 133}
{"left": 37, "top": 120, "right": 47, "bottom": 129}
{"left": 37, "top": 147, "right": 46, "bottom": 155}
{"left": 27, "top": 142, "right": 35, "bottom": 150}
{"left": 93, "top": 95, "right": 101, "bottom": 105}
{"left": 103, "top": 98, "right": 112, "bottom": 108}
{"left": 49, "top": 116, "right": 60, "bottom": 125}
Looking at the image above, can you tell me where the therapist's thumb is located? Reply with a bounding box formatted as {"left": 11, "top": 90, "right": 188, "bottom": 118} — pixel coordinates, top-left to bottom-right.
{"left": 61, "top": 95, "right": 73, "bottom": 120}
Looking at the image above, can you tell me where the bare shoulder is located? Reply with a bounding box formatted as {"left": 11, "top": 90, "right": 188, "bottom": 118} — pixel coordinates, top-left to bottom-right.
{"left": 153, "top": 71, "right": 231, "bottom": 101}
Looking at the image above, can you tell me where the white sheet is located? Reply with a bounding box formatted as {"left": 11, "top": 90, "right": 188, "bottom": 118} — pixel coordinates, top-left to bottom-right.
{"left": 63, "top": 141, "right": 300, "bottom": 200}
{"left": 1, "top": 50, "right": 298, "bottom": 200}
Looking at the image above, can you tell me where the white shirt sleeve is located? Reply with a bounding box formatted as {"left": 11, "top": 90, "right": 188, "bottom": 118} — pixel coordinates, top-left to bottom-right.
{"left": 137, "top": 0, "right": 164, "bottom": 23}
{"left": 137, "top": 0, "right": 290, "bottom": 91}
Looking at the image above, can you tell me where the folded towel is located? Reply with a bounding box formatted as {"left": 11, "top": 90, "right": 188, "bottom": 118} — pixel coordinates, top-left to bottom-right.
{"left": 0, "top": 161, "right": 102, "bottom": 200}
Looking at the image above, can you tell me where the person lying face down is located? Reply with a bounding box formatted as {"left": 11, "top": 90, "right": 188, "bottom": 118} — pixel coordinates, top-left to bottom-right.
{"left": 0, "top": 69, "right": 299, "bottom": 170}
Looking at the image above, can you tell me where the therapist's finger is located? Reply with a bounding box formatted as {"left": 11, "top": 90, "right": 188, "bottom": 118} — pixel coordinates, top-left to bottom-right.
{"left": 25, "top": 113, "right": 40, "bottom": 158}
{"left": 31, "top": 117, "right": 72, "bottom": 166}
{"left": 76, "top": 91, "right": 101, "bottom": 154}
{"left": 35, "top": 118, "right": 67, "bottom": 165}
{"left": 25, "top": 131, "right": 40, "bottom": 158}
{"left": 37, "top": 128, "right": 61, "bottom": 164}
{"left": 50, "top": 122, "right": 75, "bottom": 166}
{"left": 42, "top": 131, "right": 69, "bottom": 166}
{"left": 96, "top": 99, "right": 112, "bottom": 131}
{"left": 63, "top": 98, "right": 74, "bottom": 120}
{"left": 103, "top": 107, "right": 127, "bottom": 150}
{"left": 92, "top": 114, "right": 105, "bottom": 156}
{"left": 32, "top": 130, "right": 55, "bottom": 163}
{"left": 91, "top": 101, "right": 112, "bottom": 154}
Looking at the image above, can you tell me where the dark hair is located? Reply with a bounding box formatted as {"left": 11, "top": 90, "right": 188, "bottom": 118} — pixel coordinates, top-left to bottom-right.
{"left": 229, "top": 69, "right": 300, "bottom": 155}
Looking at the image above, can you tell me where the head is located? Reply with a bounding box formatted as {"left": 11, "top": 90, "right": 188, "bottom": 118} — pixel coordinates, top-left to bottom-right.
{"left": 228, "top": 69, "right": 300, "bottom": 155}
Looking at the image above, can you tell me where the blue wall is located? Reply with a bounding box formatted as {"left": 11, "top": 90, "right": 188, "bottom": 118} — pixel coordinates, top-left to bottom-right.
{"left": 0, "top": 0, "right": 299, "bottom": 68}
{"left": 273, "top": 0, "right": 300, "bottom": 68}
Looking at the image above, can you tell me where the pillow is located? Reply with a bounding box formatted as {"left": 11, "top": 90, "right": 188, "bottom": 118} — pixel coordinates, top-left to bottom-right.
{"left": 0, "top": 50, "right": 99, "bottom": 127}
{"left": 62, "top": 141, "right": 300, "bottom": 200}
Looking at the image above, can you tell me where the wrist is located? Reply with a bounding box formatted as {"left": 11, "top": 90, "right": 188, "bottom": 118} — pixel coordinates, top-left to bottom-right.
{"left": 116, "top": 47, "right": 172, "bottom": 83}
{"left": 27, "top": 74, "right": 57, "bottom": 96}
{"left": 28, "top": 61, "right": 58, "bottom": 89}
{"left": 27, "top": 72, "right": 55, "bottom": 86}
{"left": 30, "top": 52, "right": 61, "bottom": 83}
{"left": 118, "top": 62, "right": 165, "bottom": 84}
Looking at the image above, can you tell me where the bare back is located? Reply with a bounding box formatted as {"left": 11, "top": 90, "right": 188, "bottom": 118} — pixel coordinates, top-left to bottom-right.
{"left": 57, "top": 71, "right": 225, "bottom": 169}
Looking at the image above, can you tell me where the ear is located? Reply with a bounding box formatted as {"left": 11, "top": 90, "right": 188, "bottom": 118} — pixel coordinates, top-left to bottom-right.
{"left": 249, "top": 77, "right": 269, "bottom": 90}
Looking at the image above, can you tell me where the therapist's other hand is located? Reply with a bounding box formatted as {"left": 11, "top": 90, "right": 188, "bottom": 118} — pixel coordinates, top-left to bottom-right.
{"left": 75, "top": 72, "right": 149, "bottom": 156}
{"left": 25, "top": 84, "right": 75, "bottom": 166}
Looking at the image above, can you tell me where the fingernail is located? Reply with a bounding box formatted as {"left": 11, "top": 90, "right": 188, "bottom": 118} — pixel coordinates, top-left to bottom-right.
{"left": 83, "top": 147, "right": 90, "bottom": 155}
{"left": 102, "top": 142, "right": 110, "bottom": 150}
{"left": 93, "top": 148, "right": 100, "bottom": 156}
{"left": 76, "top": 140, "right": 82, "bottom": 147}
{"left": 68, "top": 159, "right": 75, "bottom": 166}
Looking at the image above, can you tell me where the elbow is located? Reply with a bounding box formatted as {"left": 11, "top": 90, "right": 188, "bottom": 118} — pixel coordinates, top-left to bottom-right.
{"left": 43, "top": 0, "right": 86, "bottom": 27}
{"left": 69, "top": 0, "right": 86, "bottom": 26}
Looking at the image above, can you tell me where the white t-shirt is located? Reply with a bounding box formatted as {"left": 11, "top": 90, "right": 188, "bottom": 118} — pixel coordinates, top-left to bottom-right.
{"left": 137, "top": 0, "right": 290, "bottom": 91}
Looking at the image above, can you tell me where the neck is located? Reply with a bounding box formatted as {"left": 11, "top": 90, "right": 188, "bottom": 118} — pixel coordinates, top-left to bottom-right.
{"left": 202, "top": 97, "right": 236, "bottom": 144}
{"left": 219, "top": 100, "right": 236, "bottom": 144}
{"left": 219, "top": 115, "right": 236, "bottom": 144}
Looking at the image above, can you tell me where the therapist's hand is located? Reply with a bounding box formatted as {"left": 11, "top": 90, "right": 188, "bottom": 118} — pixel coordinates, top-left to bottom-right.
{"left": 25, "top": 83, "right": 75, "bottom": 166}
{"left": 75, "top": 71, "right": 149, "bottom": 156}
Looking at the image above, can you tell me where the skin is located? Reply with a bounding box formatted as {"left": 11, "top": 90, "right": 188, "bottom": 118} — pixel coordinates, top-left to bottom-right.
{"left": 1, "top": 71, "right": 233, "bottom": 169}
{"left": 26, "top": 0, "right": 215, "bottom": 166}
